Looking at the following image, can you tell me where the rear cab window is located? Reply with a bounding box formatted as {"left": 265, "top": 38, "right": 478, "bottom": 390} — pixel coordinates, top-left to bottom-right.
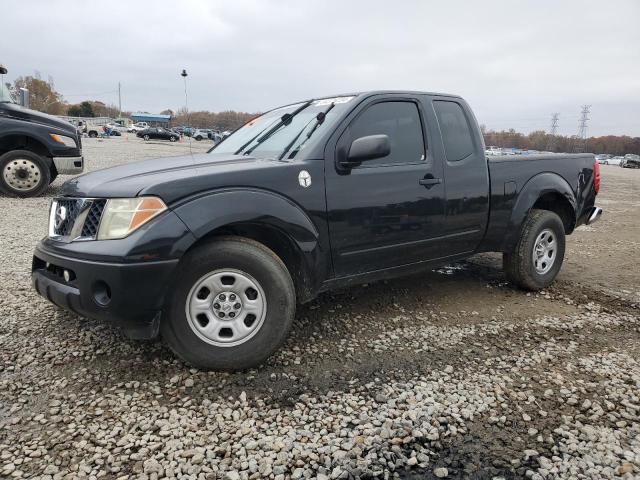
{"left": 433, "top": 100, "right": 475, "bottom": 162}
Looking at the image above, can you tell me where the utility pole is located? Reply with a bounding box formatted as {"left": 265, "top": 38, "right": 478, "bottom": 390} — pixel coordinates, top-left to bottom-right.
{"left": 572, "top": 105, "right": 591, "bottom": 153}
{"left": 546, "top": 113, "right": 559, "bottom": 152}
{"left": 118, "top": 82, "right": 122, "bottom": 118}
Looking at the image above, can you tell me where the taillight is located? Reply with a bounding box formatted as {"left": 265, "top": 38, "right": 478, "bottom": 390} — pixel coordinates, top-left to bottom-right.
{"left": 593, "top": 160, "right": 600, "bottom": 195}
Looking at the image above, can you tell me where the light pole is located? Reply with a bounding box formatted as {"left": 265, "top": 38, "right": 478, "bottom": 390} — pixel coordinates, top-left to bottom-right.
{"left": 181, "top": 69, "right": 191, "bottom": 152}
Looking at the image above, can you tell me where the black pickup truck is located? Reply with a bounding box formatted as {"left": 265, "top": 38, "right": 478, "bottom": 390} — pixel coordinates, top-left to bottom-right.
{"left": 0, "top": 67, "right": 84, "bottom": 197}
{"left": 32, "top": 91, "right": 602, "bottom": 369}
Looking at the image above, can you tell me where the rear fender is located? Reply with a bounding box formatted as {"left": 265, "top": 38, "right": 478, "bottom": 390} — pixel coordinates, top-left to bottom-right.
{"left": 504, "top": 173, "right": 576, "bottom": 251}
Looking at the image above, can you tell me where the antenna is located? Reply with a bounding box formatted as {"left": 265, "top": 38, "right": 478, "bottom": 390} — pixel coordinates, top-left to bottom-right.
{"left": 546, "top": 113, "right": 559, "bottom": 152}
{"left": 572, "top": 105, "right": 591, "bottom": 153}
{"left": 181, "top": 69, "right": 192, "bottom": 155}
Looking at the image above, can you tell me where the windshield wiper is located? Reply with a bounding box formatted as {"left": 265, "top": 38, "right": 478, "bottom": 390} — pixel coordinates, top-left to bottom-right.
{"left": 239, "top": 100, "right": 313, "bottom": 156}
{"left": 279, "top": 102, "right": 335, "bottom": 160}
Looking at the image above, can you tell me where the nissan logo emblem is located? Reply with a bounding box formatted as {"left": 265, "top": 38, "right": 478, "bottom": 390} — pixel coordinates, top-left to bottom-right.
{"left": 54, "top": 205, "right": 67, "bottom": 229}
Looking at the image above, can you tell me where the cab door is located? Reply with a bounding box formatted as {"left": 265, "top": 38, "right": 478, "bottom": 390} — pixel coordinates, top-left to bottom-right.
{"left": 431, "top": 99, "right": 490, "bottom": 256}
{"left": 325, "top": 96, "right": 446, "bottom": 277}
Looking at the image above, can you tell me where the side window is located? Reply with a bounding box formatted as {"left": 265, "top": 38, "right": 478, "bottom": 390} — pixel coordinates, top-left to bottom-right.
{"left": 433, "top": 101, "right": 474, "bottom": 162}
{"left": 347, "top": 101, "right": 425, "bottom": 166}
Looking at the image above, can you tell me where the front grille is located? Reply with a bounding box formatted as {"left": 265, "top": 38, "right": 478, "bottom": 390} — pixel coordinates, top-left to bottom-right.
{"left": 53, "top": 199, "right": 83, "bottom": 237}
{"left": 50, "top": 198, "right": 106, "bottom": 240}
{"left": 80, "top": 200, "right": 106, "bottom": 238}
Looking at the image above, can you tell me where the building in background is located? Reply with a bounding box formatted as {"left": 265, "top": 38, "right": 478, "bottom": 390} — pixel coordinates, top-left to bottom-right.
{"left": 130, "top": 113, "right": 172, "bottom": 127}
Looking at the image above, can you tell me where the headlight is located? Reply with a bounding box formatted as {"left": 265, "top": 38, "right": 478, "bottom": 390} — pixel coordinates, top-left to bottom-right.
{"left": 49, "top": 133, "right": 77, "bottom": 147}
{"left": 97, "top": 197, "right": 167, "bottom": 240}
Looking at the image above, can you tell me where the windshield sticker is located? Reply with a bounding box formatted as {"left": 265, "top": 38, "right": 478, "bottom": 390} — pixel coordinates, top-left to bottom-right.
{"left": 314, "top": 96, "right": 354, "bottom": 106}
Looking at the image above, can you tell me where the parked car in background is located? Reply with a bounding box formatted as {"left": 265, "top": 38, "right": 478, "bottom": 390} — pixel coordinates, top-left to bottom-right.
{"left": 209, "top": 131, "right": 223, "bottom": 143}
{"left": 485, "top": 146, "right": 501, "bottom": 156}
{"left": 192, "top": 129, "right": 210, "bottom": 141}
{"left": 128, "top": 122, "right": 149, "bottom": 133}
{"left": 622, "top": 154, "right": 640, "bottom": 169}
{"left": 136, "top": 127, "right": 180, "bottom": 142}
{"left": 106, "top": 123, "right": 128, "bottom": 133}
{"left": 595, "top": 154, "right": 611, "bottom": 165}
{"left": 181, "top": 127, "right": 195, "bottom": 137}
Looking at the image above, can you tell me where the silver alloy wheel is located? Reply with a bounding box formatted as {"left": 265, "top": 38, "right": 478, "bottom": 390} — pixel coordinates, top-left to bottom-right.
{"left": 532, "top": 228, "right": 557, "bottom": 275}
{"left": 2, "top": 158, "right": 42, "bottom": 192}
{"left": 185, "top": 269, "right": 267, "bottom": 347}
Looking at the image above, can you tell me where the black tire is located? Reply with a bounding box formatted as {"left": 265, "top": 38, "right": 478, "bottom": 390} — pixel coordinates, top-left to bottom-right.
{"left": 170, "top": 136, "right": 177, "bottom": 142}
{"left": 195, "top": 136, "right": 202, "bottom": 141}
{"left": 88, "top": 131, "right": 98, "bottom": 138}
{"left": 503, "top": 209, "right": 566, "bottom": 291}
{"left": 161, "top": 237, "right": 296, "bottom": 370}
{"left": 143, "top": 134, "right": 150, "bottom": 141}
{"left": 0, "top": 150, "right": 51, "bottom": 197}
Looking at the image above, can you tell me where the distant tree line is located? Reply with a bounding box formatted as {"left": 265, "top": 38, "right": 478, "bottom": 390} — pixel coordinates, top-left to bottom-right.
{"left": 167, "top": 108, "right": 258, "bottom": 132}
{"left": 481, "top": 127, "right": 640, "bottom": 156}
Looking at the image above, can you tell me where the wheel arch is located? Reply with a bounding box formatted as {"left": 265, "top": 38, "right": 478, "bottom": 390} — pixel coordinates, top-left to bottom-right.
{"left": 504, "top": 172, "right": 577, "bottom": 251}
{"left": 0, "top": 133, "right": 52, "bottom": 165}
{"left": 172, "top": 189, "right": 325, "bottom": 303}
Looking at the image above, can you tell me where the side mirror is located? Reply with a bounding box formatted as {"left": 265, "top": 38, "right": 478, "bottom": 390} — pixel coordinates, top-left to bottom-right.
{"left": 0, "top": 66, "right": 7, "bottom": 75}
{"left": 347, "top": 134, "right": 390, "bottom": 163}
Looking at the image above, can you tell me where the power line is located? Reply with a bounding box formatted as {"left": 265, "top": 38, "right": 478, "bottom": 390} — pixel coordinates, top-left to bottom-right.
{"left": 546, "top": 113, "right": 559, "bottom": 151}
{"left": 572, "top": 105, "right": 591, "bottom": 153}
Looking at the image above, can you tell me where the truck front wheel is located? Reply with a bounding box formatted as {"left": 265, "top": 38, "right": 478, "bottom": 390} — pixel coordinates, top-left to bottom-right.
{"left": 0, "top": 150, "right": 51, "bottom": 197}
{"left": 162, "top": 237, "right": 296, "bottom": 370}
{"left": 503, "top": 209, "right": 566, "bottom": 291}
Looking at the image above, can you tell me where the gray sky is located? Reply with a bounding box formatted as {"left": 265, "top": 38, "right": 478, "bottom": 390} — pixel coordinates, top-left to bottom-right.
{"left": 2, "top": 0, "right": 639, "bottom": 136}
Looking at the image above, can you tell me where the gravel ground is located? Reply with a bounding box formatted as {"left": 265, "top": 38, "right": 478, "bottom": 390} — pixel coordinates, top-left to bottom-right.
{"left": 0, "top": 137, "right": 638, "bottom": 479}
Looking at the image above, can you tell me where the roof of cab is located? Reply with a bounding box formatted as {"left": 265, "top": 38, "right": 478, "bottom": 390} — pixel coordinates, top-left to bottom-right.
{"left": 321, "top": 90, "right": 463, "bottom": 100}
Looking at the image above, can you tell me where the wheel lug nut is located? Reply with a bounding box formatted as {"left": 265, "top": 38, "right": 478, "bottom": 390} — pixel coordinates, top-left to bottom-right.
{"left": 234, "top": 303, "right": 240, "bottom": 309}
{"left": 213, "top": 303, "right": 220, "bottom": 309}
{"left": 219, "top": 294, "right": 226, "bottom": 301}
{"left": 229, "top": 294, "right": 236, "bottom": 301}
{"left": 229, "top": 312, "right": 235, "bottom": 318}
{"left": 219, "top": 312, "right": 225, "bottom": 318}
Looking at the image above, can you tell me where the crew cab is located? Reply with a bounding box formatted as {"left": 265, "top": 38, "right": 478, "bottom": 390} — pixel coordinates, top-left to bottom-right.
{"left": 0, "top": 66, "right": 84, "bottom": 197}
{"left": 32, "top": 91, "right": 602, "bottom": 369}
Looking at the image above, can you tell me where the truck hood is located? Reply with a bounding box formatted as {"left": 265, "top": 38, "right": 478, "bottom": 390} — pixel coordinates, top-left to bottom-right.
{"left": 61, "top": 153, "right": 285, "bottom": 203}
{"left": 0, "top": 102, "right": 77, "bottom": 135}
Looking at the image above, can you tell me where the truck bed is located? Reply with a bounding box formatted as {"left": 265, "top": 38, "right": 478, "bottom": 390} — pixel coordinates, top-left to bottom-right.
{"left": 481, "top": 153, "right": 597, "bottom": 252}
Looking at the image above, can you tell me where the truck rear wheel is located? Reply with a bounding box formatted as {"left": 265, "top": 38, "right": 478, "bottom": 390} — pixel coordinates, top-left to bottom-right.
{"left": 162, "top": 237, "right": 296, "bottom": 370}
{"left": 503, "top": 209, "right": 566, "bottom": 291}
{"left": 0, "top": 150, "right": 51, "bottom": 197}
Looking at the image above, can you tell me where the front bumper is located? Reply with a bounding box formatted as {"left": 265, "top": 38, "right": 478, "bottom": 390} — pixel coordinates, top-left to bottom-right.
{"left": 32, "top": 245, "right": 178, "bottom": 339}
{"left": 52, "top": 156, "right": 84, "bottom": 175}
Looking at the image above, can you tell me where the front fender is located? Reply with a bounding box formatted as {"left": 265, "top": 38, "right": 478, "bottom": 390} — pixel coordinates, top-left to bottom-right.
{"left": 504, "top": 172, "right": 577, "bottom": 250}
{"left": 172, "top": 188, "right": 323, "bottom": 294}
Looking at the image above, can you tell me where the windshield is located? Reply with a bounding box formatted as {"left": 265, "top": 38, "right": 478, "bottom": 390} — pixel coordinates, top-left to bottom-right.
{"left": 0, "top": 81, "right": 16, "bottom": 104}
{"left": 212, "top": 96, "right": 355, "bottom": 159}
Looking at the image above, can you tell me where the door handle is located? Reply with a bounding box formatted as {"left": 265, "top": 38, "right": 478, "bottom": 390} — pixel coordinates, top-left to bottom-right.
{"left": 419, "top": 177, "right": 442, "bottom": 188}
